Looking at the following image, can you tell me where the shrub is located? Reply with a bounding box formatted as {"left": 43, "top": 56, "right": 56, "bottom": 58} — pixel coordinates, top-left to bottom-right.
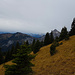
{"left": 53, "top": 41, "right": 59, "bottom": 47}
{"left": 59, "top": 42, "right": 63, "bottom": 45}
{"left": 50, "top": 44, "right": 56, "bottom": 56}
{"left": 65, "top": 35, "right": 69, "bottom": 40}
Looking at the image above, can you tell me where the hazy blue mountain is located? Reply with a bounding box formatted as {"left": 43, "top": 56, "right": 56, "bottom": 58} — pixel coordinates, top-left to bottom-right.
{"left": 0, "top": 29, "right": 60, "bottom": 51}
{"left": 27, "top": 33, "right": 44, "bottom": 38}
{"left": 0, "top": 32, "right": 35, "bottom": 51}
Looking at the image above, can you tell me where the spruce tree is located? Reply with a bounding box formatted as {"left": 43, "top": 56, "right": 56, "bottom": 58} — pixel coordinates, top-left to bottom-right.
{"left": 5, "top": 45, "right": 34, "bottom": 75}
{"left": 5, "top": 50, "right": 11, "bottom": 62}
{"left": 0, "top": 48, "right": 4, "bottom": 64}
{"left": 26, "top": 40, "right": 29, "bottom": 45}
{"left": 44, "top": 32, "right": 50, "bottom": 45}
{"left": 10, "top": 45, "right": 15, "bottom": 59}
{"left": 15, "top": 42, "right": 20, "bottom": 54}
{"left": 50, "top": 31, "right": 54, "bottom": 44}
{"left": 31, "top": 39, "right": 35, "bottom": 51}
{"left": 69, "top": 18, "right": 75, "bottom": 36}
{"left": 59, "top": 27, "right": 68, "bottom": 41}
{"left": 33, "top": 40, "right": 40, "bottom": 54}
{"left": 50, "top": 44, "right": 56, "bottom": 56}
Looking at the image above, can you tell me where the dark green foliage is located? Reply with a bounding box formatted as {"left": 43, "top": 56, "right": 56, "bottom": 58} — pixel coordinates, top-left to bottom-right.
{"left": 33, "top": 40, "right": 41, "bottom": 54}
{"left": 5, "top": 42, "right": 20, "bottom": 62}
{"left": 31, "top": 39, "right": 35, "bottom": 51}
{"left": 26, "top": 40, "right": 29, "bottom": 45}
{"left": 5, "top": 45, "right": 15, "bottom": 62}
{"left": 32, "top": 39, "right": 35, "bottom": 46}
{"left": 50, "top": 44, "right": 56, "bottom": 56}
{"left": 59, "top": 27, "right": 69, "bottom": 41}
{"left": 55, "top": 36, "right": 59, "bottom": 42}
{"left": 11, "top": 45, "right": 15, "bottom": 55}
{"left": 53, "top": 41, "right": 59, "bottom": 47}
{"left": 5, "top": 50, "right": 11, "bottom": 62}
{"left": 69, "top": 18, "right": 75, "bottom": 36}
{"left": 59, "top": 42, "right": 63, "bottom": 45}
{"left": 65, "top": 35, "right": 69, "bottom": 40}
{"left": 5, "top": 45, "right": 34, "bottom": 75}
{"left": 31, "top": 39, "right": 43, "bottom": 54}
{"left": 15, "top": 42, "right": 20, "bottom": 54}
{"left": 44, "top": 32, "right": 54, "bottom": 46}
{"left": 0, "top": 48, "right": 4, "bottom": 64}
{"left": 50, "top": 31, "right": 54, "bottom": 44}
{"left": 50, "top": 41, "right": 60, "bottom": 56}
{"left": 40, "top": 41, "right": 44, "bottom": 47}
{"left": 4, "top": 65, "right": 17, "bottom": 75}
{"left": 44, "top": 32, "right": 50, "bottom": 45}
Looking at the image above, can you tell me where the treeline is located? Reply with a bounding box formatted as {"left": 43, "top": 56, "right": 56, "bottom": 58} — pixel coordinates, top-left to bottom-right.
{"left": 0, "top": 42, "right": 20, "bottom": 65}
{"left": 49, "top": 18, "right": 75, "bottom": 56}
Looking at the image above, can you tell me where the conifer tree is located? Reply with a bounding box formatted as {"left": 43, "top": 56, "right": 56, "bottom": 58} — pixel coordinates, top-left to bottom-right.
{"left": 50, "top": 31, "right": 54, "bottom": 44}
{"left": 33, "top": 40, "right": 40, "bottom": 54}
{"left": 10, "top": 45, "right": 15, "bottom": 59}
{"left": 5, "top": 45, "right": 34, "bottom": 75}
{"left": 69, "top": 18, "right": 75, "bottom": 36}
{"left": 0, "top": 48, "right": 4, "bottom": 64}
{"left": 26, "top": 40, "right": 29, "bottom": 45}
{"left": 15, "top": 41, "right": 20, "bottom": 54}
{"left": 31, "top": 39, "right": 35, "bottom": 51}
{"left": 5, "top": 50, "right": 11, "bottom": 62}
{"left": 40, "top": 41, "right": 44, "bottom": 47}
{"left": 50, "top": 44, "right": 56, "bottom": 56}
{"left": 59, "top": 27, "right": 68, "bottom": 41}
{"left": 44, "top": 32, "right": 50, "bottom": 45}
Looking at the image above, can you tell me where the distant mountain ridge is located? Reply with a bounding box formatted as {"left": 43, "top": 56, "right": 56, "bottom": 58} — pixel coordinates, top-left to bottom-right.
{"left": 0, "top": 29, "right": 60, "bottom": 51}
{"left": 39, "top": 29, "right": 60, "bottom": 41}
{"left": 0, "top": 32, "right": 35, "bottom": 51}
{"left": 27, "top": 33, "right": 44, "bottom": 38}
{"left": 51, "top": 29, "right": 60, "bottom": 38}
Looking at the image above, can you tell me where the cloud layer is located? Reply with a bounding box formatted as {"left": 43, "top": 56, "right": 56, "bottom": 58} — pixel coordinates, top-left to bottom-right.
{"left": 0, "top": 0, "right": 75, "bottom": 34}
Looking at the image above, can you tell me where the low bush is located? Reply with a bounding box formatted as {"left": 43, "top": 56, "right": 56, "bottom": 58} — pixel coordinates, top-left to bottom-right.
{"left": 50, "top": 44, "right": 56, "bottom": 56}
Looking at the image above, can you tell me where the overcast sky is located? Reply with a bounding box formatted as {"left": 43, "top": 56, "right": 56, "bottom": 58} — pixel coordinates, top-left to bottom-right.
{"left": 0, "top": 0, "right": 75, "bottom": 34}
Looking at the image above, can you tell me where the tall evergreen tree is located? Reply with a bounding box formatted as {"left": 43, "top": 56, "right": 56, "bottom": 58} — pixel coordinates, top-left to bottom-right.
{"left": 26, "top": 40, "right": 29, "bottom": 45}
{"left": 31, "top": 39, "right": 35, "bottom": 51}
{"left": 5, "top": 45, "right": 34, "bottom": 75}
{"left": 5, "top": 50, "right": 11, "bottom": 62}
{"left": 40, "top": 41, "right": 44, "bottom": 47}
{"left": 10, "top": 45, "right": 15, "bottom": 59}
{"left": 69, "top": 18, "right": 75, "bottom": 36}
{"left": 5, "top": 43, "right": 20, "bottom": 62}
{"left": 59, "top": 27, "right": 68, "bottom": 41}
{"left": 15, "top": 41, "right": 20, "bottom": 54}
{"left": 0, "top": 48, "right": 4, "bottom": 64}
{"left": 32, "top": 39, "right": 35, "bottom": 46}
{"left": 33, "top": 40, "right": 40, "bottom": 54}
{"left": 44, "top": 32, "right": 50, "bottom": 45}
{"left": 50, "top": 31, "right": 54, "bottom": 43}
{"left": 50, "top": 44, "right": 56, "bottom": 56}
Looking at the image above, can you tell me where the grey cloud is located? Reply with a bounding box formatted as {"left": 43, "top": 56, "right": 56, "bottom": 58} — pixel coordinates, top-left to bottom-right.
{"left": 0, "top": 0, "right": 75, "bottom": 34}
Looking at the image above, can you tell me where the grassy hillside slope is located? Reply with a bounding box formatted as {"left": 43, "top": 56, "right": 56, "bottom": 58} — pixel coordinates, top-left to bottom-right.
{"left": 0, "top": 36, "right": 75, "bottom": 75}
{"left": 32, "top": 36, "right": 75, "bottom": 75}
{"left": 0, "top": 60, "right": 13, "bottom": 75}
